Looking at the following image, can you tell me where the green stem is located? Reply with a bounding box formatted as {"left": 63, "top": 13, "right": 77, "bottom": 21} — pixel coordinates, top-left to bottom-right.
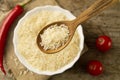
{"left": 21, "top": 0, "right": 32, "bottom": 8}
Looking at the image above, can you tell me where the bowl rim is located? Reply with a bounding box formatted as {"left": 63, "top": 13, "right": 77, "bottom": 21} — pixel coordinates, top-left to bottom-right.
{"left": 13, "top": 5, "right": 84, "bottom": 75}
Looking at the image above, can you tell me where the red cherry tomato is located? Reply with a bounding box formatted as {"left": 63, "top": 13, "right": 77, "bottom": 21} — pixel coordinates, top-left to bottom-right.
{"left": 96, "top": 35, "right": 112, "bottom": 52}
{"left": 87, "top": 60, "right": 103, "bottom": 76}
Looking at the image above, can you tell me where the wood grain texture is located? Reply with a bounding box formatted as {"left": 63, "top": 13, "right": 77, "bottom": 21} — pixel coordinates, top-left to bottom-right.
{"left": 0, "top": 0, "right": 120, "bottom": 80}
{"left": 50, "top": 0, "right": 120, "bottom": 80}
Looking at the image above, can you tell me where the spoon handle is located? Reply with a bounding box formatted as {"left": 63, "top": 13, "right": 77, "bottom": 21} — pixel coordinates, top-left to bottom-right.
{"left": 73, "top": 0, "right": 117, "bottom": 27}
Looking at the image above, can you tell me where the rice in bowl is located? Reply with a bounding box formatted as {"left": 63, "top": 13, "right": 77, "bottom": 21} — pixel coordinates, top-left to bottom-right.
{"left": 13, "top": 6, "right": 84, "bottom": 75}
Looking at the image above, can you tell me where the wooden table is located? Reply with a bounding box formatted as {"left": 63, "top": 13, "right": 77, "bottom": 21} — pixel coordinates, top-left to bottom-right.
{"left": 0, "top": 0, "right": 120, "bottom": 80}
{"left": 50, "top": 0, "right": 120, "bottom": 80}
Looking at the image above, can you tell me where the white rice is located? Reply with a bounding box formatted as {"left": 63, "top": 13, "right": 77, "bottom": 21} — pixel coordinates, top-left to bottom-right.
{"left": 40, "top": 24, "right": 70, "bottom": 50}
{"left": 16, "top": 10, "right": 80, "bottom": 71}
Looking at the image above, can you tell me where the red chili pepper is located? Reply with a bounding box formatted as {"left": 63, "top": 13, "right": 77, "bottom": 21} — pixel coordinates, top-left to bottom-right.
{"left": 0, "top": 5, "right": 24, "bottom": 75}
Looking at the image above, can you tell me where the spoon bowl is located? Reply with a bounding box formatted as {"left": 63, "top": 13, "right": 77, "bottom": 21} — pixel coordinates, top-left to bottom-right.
{"left": 37, "top": 20, "right": 76, "bottom": 53}
{"left": 37, "top": 0, "right": 117, "bottom": 54}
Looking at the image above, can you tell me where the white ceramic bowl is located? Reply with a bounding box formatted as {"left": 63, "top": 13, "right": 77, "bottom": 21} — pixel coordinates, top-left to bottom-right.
{"left": 13, "top": 5, "right": 84, "bottom": 75}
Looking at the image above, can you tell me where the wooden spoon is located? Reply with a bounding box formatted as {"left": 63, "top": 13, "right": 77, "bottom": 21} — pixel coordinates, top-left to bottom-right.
{"left": 37, "top": 0, "right": 117, "bottom": 54}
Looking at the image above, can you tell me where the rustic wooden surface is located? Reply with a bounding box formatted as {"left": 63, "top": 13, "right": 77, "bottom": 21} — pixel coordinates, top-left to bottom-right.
{"left": 49, "top": 0, "right": 120, "bottom": 80}
{"left": 0, "top": 0, "right": 120, "bottom": 80}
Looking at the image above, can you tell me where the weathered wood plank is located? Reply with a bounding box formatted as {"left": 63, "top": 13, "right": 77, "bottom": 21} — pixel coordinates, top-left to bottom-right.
{"left": 50, "top": 0, "right": 120, "bottom": 80}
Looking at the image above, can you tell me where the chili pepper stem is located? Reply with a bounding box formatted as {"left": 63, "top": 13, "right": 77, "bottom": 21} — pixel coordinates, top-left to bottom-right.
{"left": 21, "top": 0, "right": 32, "bottom": 8}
